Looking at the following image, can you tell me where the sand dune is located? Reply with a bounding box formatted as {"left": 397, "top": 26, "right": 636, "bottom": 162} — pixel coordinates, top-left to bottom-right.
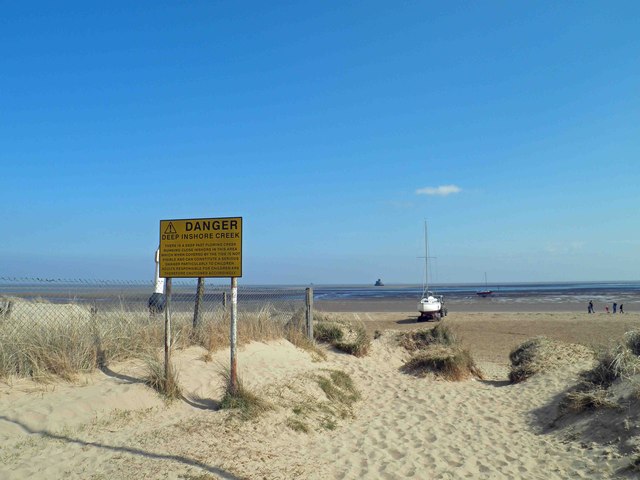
{"left": 2, "top": 313, "right": 639, "bottom": 479}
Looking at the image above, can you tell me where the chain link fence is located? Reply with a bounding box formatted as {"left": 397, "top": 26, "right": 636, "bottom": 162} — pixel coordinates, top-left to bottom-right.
{"left": 0, "top": 277, "right": 311, "bottom": 378}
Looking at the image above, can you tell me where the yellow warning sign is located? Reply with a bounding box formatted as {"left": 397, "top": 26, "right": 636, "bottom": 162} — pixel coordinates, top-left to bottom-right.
{"left": 159, "top": 217, "right": 242, "bottom": 278}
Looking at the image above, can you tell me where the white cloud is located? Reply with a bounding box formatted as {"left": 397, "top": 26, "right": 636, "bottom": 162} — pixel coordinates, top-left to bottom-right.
{"left": 416, "top": 184, "right": 462, "bottom": 196}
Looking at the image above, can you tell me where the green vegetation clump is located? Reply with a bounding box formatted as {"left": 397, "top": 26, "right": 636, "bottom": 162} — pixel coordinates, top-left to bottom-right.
{"left": 403, "top": 345, "right": 483, "bottom": 381}
{"left": 400, "top": 323, "right": 482, "bottom": 381}
{"left": 400, "top": 323, "right": 457, "bottom": 352}
{"left": 317, "top": 370, "right": 361, "bottom": 404}
{"left": 219, "top": 370, "right": 271, "bottom": 420}
{"left": 313, "top": 317, "right": 371, "bottom": 357}
{"left": 580, "top": 347, "right": 635, "bottom": 389}
{"left": 334, "top": 324, "right": 370, "bottom": 357}
{"left": 508, "top": 336, "right": 594, "bottom": 384}
{"left": 314, "top": 323, "right": 344, "bottom": 343}
{"left": 509, "top": 337, "right": 550, "bottom": 383}
{"left": 557, "top": 332, "right": 640, "bottom": 415}
{"left": 560, "top": 388, "right": 618, "bottom": 414}
{"left": 143, "top": 354, "right": 182, "bottom": 400}
{"left": 624, "top": 330, "right": 640, "bottom": 356}
{"left": 286, "top": 418, "right": 310, "bottom": 433}
{"left": 283, "top": 369, "right": 360, "bottom": 433}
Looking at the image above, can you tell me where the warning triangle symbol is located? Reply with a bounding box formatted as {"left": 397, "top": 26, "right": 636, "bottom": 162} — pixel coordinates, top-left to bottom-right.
{"left": 164, "top": 222, "right": 177, "bottom": 234}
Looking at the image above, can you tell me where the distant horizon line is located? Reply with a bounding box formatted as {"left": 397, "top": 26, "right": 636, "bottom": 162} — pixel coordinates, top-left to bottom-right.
{"left": 2, "top": 277, "right": 640, "bottom": 287}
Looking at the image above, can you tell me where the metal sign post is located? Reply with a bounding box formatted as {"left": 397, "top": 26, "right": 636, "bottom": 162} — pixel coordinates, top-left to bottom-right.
{"left": 158, "top": 216, "right": 243, "bottom": 396}
{"left": 164, "top": 277, "right": 173, "bottom": 383}
{"left": 230, "top": 277, "right": 238, "bottom": 393}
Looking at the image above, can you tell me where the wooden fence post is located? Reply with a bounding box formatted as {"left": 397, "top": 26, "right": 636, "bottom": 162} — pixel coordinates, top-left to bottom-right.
{"left": 193, "top": 277, "right": 205, "bottom": 330}
{"left": 305, "top": 287, "right": 313, "bottom": 340}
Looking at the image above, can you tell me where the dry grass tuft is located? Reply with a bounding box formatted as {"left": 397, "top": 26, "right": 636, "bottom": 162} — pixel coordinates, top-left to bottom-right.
{"left": 400, "top": 323, "right": 457, "bottom": 352}
{"left": 313, "top": 316, "right": 371, "bottom": 357}
{"left": 286, "top": 418, "right": 310, "bottom": 433}
{"left": 400, "top": 322, "right": 482, "bottom": 381}
{"left": 559, "top": 388, "right": 618, "bottom": 414}
{"left": 314, "top": 323, "right": 344, "bottom": 343}
{"left": 193, "top": 305, "right": 287, "bottom": 354}
{"left": 624, "top": 330, "right": 640, "bottom": 356}
{"left": 334, "top": 323, "right": 370, "bottom": 357}
{"left": 287, "top": 327, "right": 326, "bottom": 361}
{"left": 219, "top": 370, "right": 271, "bottom": 420}
{"left": 143, "top": 354, "right": 182, "bottom": 400}
{"left": 0, "top": 300, "right": 307, "bottom": 381}
{"left": 627, "top": 456, "right": 640, "bottom": 474}
{"left": 556, "top": 330, "right": 640, "bottom": 420}
{"left": 580, "top": 346, "right": 638, "bottom": 389}
{"left": 0, "top": 322, "right": 98, "bottom": 382}
{"left": 508, "top": 336, "right": 594, "bottom": 384}
{"left": 279, "top": 369, "right": 361, "bottom": 433}
{"left": 199, "top": 351, "right": 213, "bottom": 363}
{"left": 316, "top": 369, "right": 361, "bottom": 404}
{"left": 403, "top": 345, "right": 484, "bottom": 381}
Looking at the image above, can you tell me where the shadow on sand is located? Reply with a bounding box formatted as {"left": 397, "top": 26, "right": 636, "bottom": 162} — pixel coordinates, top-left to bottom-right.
{"left": 182, "top": 395, "right": 220, "bottom": 410}
{"left": 0, "top": 415, "right": 240, "bottom": 479}
{"left": 396, "top": 317, "right": 424, "bottom": 325}
{"left": 529, "top": 386, "right": 640, "bottom": 477}
{"left": 100, "top": 365, "right": 220, "bottom": 411}
{"left": 478, "top": 379, "right": 511, "bottom": 388}
{"left": 99, "top": 365, "right": 145, "bottom": 384}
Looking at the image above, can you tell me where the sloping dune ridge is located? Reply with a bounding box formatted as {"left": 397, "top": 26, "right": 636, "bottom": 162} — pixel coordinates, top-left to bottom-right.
{"left": 2, "top": 312, "right": 640, "bottom": 479}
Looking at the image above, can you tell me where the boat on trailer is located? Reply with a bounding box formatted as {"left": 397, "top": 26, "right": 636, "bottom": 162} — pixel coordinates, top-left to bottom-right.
{"left": 419, "top": 291, "right": 445, "bottom": 319}
{"left": 417, "top": 221, "right": 447, "bottom": 321}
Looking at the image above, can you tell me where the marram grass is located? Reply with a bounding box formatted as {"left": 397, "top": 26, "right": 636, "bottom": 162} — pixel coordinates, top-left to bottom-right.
{"left": 0, "top": 299, "right": 305, "bottom": 381}
{"left": 219, "top": 369, "right": 271, "bottom": 420}
{"left": 313, "top": 317, "right": 371, "bottom": 357}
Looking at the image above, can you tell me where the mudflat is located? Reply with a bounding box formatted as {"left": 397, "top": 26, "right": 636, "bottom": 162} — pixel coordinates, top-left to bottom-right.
{"left": 319, "top": 310, "right": 640, "bottom": 363}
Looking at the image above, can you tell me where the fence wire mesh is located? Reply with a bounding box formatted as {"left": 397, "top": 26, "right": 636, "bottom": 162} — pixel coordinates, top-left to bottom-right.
{"left": 0, "top": 277, "right": 310, "bottom": 379}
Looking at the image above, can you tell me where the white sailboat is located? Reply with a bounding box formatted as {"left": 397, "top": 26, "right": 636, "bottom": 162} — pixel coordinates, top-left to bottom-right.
{"left": 418, "top": 221, "right": 446, "bottom": 321}
{"left": 476, "top": 272, "right": 493, "bottom": 297}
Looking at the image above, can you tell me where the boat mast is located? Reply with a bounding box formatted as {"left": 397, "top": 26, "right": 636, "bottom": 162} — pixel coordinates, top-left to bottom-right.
{"left": 424, "top": 220, "right": 429, "bottom": 295}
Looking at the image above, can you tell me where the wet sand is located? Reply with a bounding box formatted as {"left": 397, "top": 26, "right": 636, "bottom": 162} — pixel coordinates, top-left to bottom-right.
{"left": 317, "top": 308, "right": 640, "bottom": 364}
{"left": 316, "top": 297, "right": 637, "bottom": 313}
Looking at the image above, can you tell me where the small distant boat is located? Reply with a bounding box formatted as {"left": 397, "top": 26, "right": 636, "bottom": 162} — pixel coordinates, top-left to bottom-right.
{"left": 476, "top": 272, "right": 493, "bottom": 297}
{"left": 374, "top": 279, "right": 384, "bottom": 286}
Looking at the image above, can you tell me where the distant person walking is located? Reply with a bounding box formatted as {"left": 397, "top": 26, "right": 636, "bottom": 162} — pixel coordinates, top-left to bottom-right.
{"left": 588, "top": 300, "right": 594, "bottom": 314}
{"left": 605, "top": 306, "right": 610, "bottom": 314}
{"left": 620, "top": 304, "right": 624, "bottom": 314}
{"left": 613, "top": 302, "right": 617, "bottom": 313}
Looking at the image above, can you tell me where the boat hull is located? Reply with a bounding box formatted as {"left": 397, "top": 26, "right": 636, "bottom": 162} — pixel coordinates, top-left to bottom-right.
{"left": 476, "top": 291, "right": 493, "bottom": 297}
{"left": 418, "top": 298, "right": 442, "bottom": 313}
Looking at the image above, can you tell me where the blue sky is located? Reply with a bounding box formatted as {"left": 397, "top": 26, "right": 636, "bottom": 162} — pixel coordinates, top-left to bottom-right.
{"left": 1, "top": 1, "right": 639, "bottom": 284}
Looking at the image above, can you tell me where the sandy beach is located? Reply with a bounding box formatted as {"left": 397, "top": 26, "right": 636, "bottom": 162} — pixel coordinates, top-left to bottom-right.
{"left": 2, "top": 308, "right": 640, "bottom": 479}
{"left": 4, "top": 1, "right": 639, "bottom": 478}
